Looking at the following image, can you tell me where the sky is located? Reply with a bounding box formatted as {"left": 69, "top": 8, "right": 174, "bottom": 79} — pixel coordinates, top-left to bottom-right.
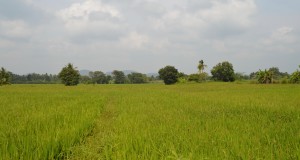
{"left": 0, "top": 0, "right": 299, "bottom": 75}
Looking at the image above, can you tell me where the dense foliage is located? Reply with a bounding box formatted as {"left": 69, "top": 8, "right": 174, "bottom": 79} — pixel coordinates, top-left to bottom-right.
{"left": 211, "top": 61, "right": 235, "bottom": 82}
{"left": 289, "top": 66, "right": 300, "bottom": 84}
{"left": 112, "top": 70, "right": 126, "bottom": 84}
{"left": 256, "top": 69, "right": 273, "bottom": 84}
{"left": 188, "top": 74, "right": 200, "bottom": 82}
{"left": 128, "top": 72, "right": 148, "bottom": 84}
{"left": 0, "top": 67, "right": 10, "bottom": 85}
{"left": 234, "top": 72, "right": 250, "bottom": 81}
{"left": 2, "top": 63, "right": 300, "bottom": 85}
{"left": 250, "top": 67, "right": 289, "bottom": 81}
{"left": 268, "top": 67, "right": 289, "bottom": 79}
{"left": 58, "top": 63, "right": 80, "bottom": 86}
{"left": 10, "top": 73, "right": 60, "bottom": 84}
{"left": 158, "top": 66, "right": 179, "bottom": 85}
{"left": 89, "top": 71, "right": 110, "bottom": 84}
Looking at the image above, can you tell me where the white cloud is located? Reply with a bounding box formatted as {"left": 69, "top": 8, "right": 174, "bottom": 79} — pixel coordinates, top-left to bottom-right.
{"left": 263, "top": 27, "right": 295, "bottom": 45}
{"left": 212, "top": 40, "right": 228, "bottom": 52}
{"left": 56, "top": 0, "right": 122, "bottom": 39}
{"left": 201, "top": 0, "right": 256, "bottom": 26}
{"left": 57, "top": 0, "right": 121, "bottom": 32}
{"left": 1, "top": 0, "right": 300, "bottom": 74}
{"left": 59, "top": 0, "right": 121, "bottom": 20}
{"left": 0, "top": 38, "right": 14, "bottom": 48}
{"left": 119, "top": 31, "right": 172, "bottom": 51}
{"left": 120, "top": 32, "right": 149, "bottom": 49}
{"left": 151, "top": 0, "right": 256, "bottom": 31}
{"left": 23, "top": 0, "right": 33, "bottom": 4}
{"left": 271, "top": 27, "right": 294, "bottom": 41}
{"left": 0, "top": 20, "right": 31, "bottom": 38}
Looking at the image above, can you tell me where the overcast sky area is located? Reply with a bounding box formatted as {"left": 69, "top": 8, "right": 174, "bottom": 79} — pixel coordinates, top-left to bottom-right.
{"left": 1, "top": 0, "right": 299, "bottom": 75}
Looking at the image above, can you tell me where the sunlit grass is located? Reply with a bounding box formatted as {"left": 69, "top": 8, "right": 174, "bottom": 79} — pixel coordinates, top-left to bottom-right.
{"left": 72, "top": 83, "right": 300, "bottom": 159}
{"left": 0, "top": 85, "right": 104, "bottom": 159}
{"left": 1, "top": 83, "right": 300, "bottom": 159}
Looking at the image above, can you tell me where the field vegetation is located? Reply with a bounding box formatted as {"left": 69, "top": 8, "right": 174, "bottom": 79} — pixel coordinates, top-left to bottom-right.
{"left": 0, "top": 85, "right": 104, "bottom": 159}
{"left": 1, "top": 83, "right": 300, "bottom": 159}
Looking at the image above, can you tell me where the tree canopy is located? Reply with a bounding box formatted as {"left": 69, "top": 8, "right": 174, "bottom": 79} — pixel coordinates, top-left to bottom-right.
{"left": 0, "top": 67, "right": 10, "bottom": 85}
{"left": 211, "top": 61, "right": 235, "bottom": 82}
{"left": 89, "top": 71, "right": 108, "bottom": 84}
{"left": 198, "top": 60, "right": 207, "bottom": 74}
{"left": 128, "top": 72, "right": 148, "bottom": 84}
{"left": 289, "top": 66, "right": 300, "bottom": 84}
{"left": 58, "top": 63, "right": 80, "bottom": 86}
{"left": 158, "top": 66, "right": 179, "bottom": 85}
{"left": 256, "top": 69, "right": 273, "bottom": 84}
{"left": 112, "top": 70, "right": 126, "bottom": 84}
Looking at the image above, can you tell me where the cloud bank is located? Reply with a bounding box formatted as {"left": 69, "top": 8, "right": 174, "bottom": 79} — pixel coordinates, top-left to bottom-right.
{"left": 0, "top": 0, "right": 299, "bottom": 74}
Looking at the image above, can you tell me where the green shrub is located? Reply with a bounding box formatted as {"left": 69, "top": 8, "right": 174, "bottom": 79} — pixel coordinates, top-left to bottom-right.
{"left": 188, "top": 74, "right": 200, "bottom": 82}
{"left": 289, "top": 68, "right": 300, "bottom": 84}
{"left": 280, "top": 78, "right": 288, "bottom": 84}
{"left": 0, "top": 67, "right": 10, "bottom": 86}
{"left": 177, "top": 77, "right": 187, "bottom": 83}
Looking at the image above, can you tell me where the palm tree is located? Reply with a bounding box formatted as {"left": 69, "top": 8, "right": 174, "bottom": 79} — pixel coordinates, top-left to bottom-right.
{"left": 198, "top": 60, "right": 207, "bottom": 74}
{"left": 257, "top": 69, "right": 273, "bottom": 84}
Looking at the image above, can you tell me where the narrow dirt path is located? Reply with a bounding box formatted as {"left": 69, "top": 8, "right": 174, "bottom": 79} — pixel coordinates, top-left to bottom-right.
{"left": 69, "top": 95, "right": 119, "bottom": 159}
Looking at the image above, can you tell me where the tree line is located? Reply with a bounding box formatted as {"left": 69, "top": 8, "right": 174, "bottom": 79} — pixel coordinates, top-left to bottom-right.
{"left": 1, "top": 61, "right": 300, "bottom": 86}
{"left": 82, "top": 70, "right": 150, "bottom": 84}
{"left": 158, "top": 61, "right": 300, "bottom": 85}
{"left": 0, "top": 64, "right": 158, "bottom": 86}
{"left": 0, "top": 70, "right": 60, "bottom": 84}
{"left": 58, "top": 64, "right": 154, "bottom": 86}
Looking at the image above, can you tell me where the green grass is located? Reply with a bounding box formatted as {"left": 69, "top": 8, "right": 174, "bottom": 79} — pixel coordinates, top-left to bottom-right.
{"left": 0, "top": 85, "right": 105, "bottom": 159}
{"left": 1, "top": 83, "right": 300, "bottom": 159}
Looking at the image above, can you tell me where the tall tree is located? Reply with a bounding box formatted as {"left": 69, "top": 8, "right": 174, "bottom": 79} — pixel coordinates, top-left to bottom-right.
{"left": 198, "top": 60, "right": 207, "bottom": 74}
{"left": 211, "top": 61, "right": 235, "bottom": 82}
{"left": 112, "top": 70, "right": 126, "bottom": 84}
{"left": 0, "top": 67, "right": 11, "bottom": 85}
{"left": 58, "top": 63, "right": 80, "bottom": 86}
{"left": 128, "top": 72, "right": 148, "bottom": 84}
{"left": 197, "top": 60, "right": 208, "bottom": 82}
{"left": 268, "top": 67, "right": 289, "bottom": 79}
{"left": 158, "top": 66, "right": 179, "bottom": 85}
{"left": 89, "top": 71, "right": 107, "bottom": 84}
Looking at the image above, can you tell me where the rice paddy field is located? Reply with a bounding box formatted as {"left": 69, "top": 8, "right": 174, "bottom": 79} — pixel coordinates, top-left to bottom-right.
{"left": 0, "top": 83, "right": 300, "bottom": 159}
